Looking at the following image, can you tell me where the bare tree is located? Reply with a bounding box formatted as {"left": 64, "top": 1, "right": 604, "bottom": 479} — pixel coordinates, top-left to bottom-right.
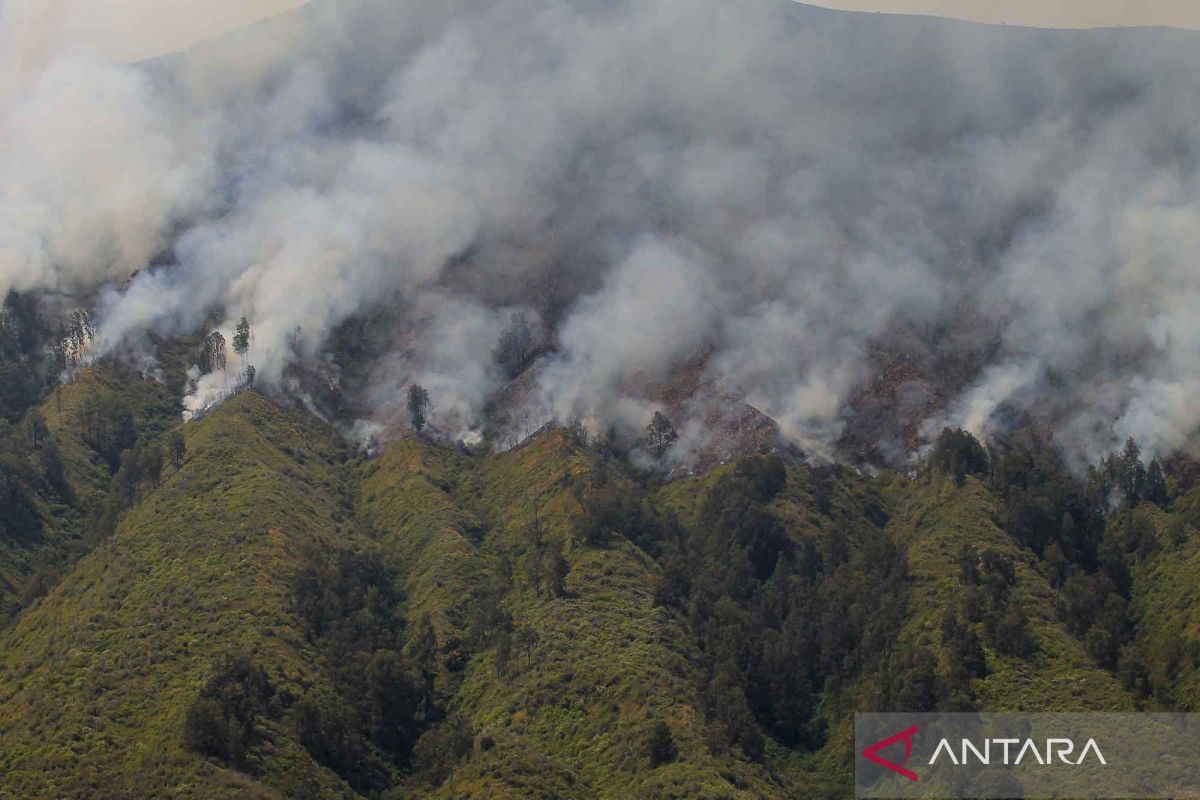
{"left": 493, "top": 312, "right": 533, "bottom": 379}
{"left": 62, "top": 309, "right": 94, "bottom": 367}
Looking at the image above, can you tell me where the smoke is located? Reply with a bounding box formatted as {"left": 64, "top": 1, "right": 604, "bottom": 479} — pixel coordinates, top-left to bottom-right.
{"left": 4, "top": 0, "right": 1200, "bottom": 465}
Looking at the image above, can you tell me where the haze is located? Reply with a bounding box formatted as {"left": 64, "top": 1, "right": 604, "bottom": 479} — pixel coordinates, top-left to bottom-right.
{"left": 814, "top": 1, "right": 1200, "bottom": 30}
{"left": 11, "top": 0, "right": 1200, "bottom": 66}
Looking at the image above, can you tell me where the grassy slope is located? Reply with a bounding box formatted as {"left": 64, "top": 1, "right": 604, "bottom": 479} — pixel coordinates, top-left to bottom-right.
{"left": 884, "top": 474, "right": 1132, "bottom": 712}
{"left": 0, "top": 368, "right": 177, "bottom": 624}
{"left": 0, "top": 392, "right": 361, "bottom": 799}
{"left": 888, "top": 472, "right": 1128, "bottom": 710}
{"left": 0, "top": 385, "right": 1166, "bottom": 799}
{"left": 1126, "top": 497, "right": 1200, "bottom": 708}
{"left": 358, "top": 438, "right": 491, "bottom": 647}
{"left": 368, "top": 431, "right": 781, "bottom": 799}
{"left": 40, "top": 367, "right": 178, "bottom": 507}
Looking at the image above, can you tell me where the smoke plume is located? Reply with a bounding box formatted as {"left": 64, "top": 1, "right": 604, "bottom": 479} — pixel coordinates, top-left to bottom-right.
{"left": 3, "top": 0, "right": 1200, "bottom": 465}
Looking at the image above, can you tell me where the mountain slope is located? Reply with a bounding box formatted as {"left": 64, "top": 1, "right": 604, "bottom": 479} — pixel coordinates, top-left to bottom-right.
{"left": 3, "top": 379, "right": 1195, "bottom": 799}
{"left": 884, "top": 474, "right": 1133, "bottom": 711}
{"left": 0, "top": 367, "right": 177, "bottom": 624}
{"left": 0, "top": 392, "right": 360, "bottom": 798}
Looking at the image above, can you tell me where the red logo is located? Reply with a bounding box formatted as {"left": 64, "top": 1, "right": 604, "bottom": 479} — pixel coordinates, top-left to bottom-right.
{"left": 863, "top": 725, "right": 920, "bottom": 783}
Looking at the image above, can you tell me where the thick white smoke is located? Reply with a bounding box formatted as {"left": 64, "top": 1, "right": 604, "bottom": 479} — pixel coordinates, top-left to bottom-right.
{"left": 3, "top": 0, "right": 1200, "bottom": 464}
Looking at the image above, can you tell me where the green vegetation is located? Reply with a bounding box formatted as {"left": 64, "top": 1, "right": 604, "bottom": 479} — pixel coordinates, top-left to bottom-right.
{"left": 1, "top": 371, "right": 1199, "bottom": 798}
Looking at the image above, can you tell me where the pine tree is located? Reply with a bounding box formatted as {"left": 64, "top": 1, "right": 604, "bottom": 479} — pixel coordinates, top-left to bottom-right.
{"left": 1145, "top": 459, "right": 1168, "bottom": 508}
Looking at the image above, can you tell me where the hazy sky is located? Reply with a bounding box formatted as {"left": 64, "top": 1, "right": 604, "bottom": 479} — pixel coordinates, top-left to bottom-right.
{"left": 814, "top": 1, "right": 1200, "bottom": 29}
{"left": 8, "top": 0, "right": 1198, "bottom": 64}
{"left": 1, "top": 0, "right": 306, "bottom": 62}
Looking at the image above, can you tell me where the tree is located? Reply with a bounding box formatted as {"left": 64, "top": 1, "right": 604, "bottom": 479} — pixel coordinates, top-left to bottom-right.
{"left": 2, "top": 289, "right": 48, "bottom": 358}
{"left": 646, "top": 721, "right": 678, "bottom": 767}
{"left": 514, "top": 625, "right": 539, "bottom": 671}
{"left": 1145, "top": 460, "right": 1168, "bottom": 508}
{"left": 24, "top": 409, "right": 47, "bottom": 449}
{"left": 645, "top": 411, "right": 679, "bottom": 460}
{"left": 135, "top": 440, "right": 164, "bottom": 488}
{"left": 232, "top": 317, "right": 251, "bottom": 359}
{"left": 493, "top": 312, "right": 533, "bottom": 379}
{"left": 989, "top": 599, "right": 1035, "bottom": 657}
{"left": 546, "top": 541, "right": 570, "bottom": 598}
{"left": 410, "top": 614, "right": 439, "bottom": 694}
{"left": 183, "top": 655, "right": 275, "bottom": 767}
{"left": 930, "top": 428, "right": 989, "bottom": 486}
{"left": 1103, "top": 438, "right": 1146, "bottom": 507}
{"left": 407, "top": 384, "right": 432, "bottom": 432}
{"left": 494, "top": 624, "right": 514, "bottom": 677}
{"left": 78, "top": 394, "right": 136, "bottom": 471}
{"left": 166, "top": 431, "right": 187, "bottom": 469}
{"left": 942, "top": 610, "right": 987, "bottom": 679}
{"left": 201, "top": 331, "right": 227, "bottom": 376}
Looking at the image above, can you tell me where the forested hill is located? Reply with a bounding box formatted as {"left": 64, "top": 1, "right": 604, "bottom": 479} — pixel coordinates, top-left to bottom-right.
{"left": 0, "top": 356, "right": 1197, "bottom": 797}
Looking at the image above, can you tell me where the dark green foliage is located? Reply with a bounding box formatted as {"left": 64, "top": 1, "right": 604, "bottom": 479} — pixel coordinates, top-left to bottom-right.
{"left": 514, "top": 625, "right": 539, "bottom": 671}
{"left": 957, "top": 546, "right": 1037, "bottom": 659}
{"left": 943, "top": 610, "right": 987, "bottom": 679}
{"left": 0, "top": 290, "right": 48, "bottom": 360}
{"left": 989, "top": 600, "right": 1035, "bottom": 658}
{"left": 166, "top": 430, "right": 186, "bottom": 468}
{"left": 647, "top": 721, "right": 678, "bottom": 767}
{"left": 294, "top": 691, "right": 393, "bottom": 792}
{"left": 991, "top": 436, "right": 1104, "bottom": 564}
{"left": 739, "top": 727, "right": 766, "bottom": 763}
{"left": 183, "top": 655, "right": 275, "bottom": 767}
{"left": 694, "top": 466, "right": 791, "bottom": 584}
{"left": 291, "top": 546, "right": 432, "bottom": 789}
{"left": 661, "top": 458, "right": 909, "bottom": 753}
{"left": 232, "top": 317, "right": 251, "bottom": 358}
{"left": 735, "top": 454, "right": 787, "bottom": 503}
{"left": 809, "top": 466, "right": 835, "bottom": 516}
{"left": 1144, "top": 460, "right": 1168, "bottom": 508}
{"left": 1059, "top": 573, "right": 1129, "bottom": 669}
{"left": 645, "top": 411, "right": 679, "bottom": 460}
{"left": 940, "top": 611, "right": 985, "bottom": 709}
{"left": 407, "top": 384, "right": 432, "bottom": 432}
{"left": 0, "top": 290, "right": 52, "bottom": 422}
{"left": 1108, "top": 439, "right": 1147, "bottom": 508}
{"left": 0, "top": 459, "right": 41, "bottom": 541}
{"left": 411, "top": 715, "right": 474, "bottom": 789}
{"left": 879, "top": 647, "right": 940, "bottom": 712}
{"left": 573, "top": 464, "right": 677, "bottom": 554}
{"left": 0, "top": 413, "right": 71, "bottom": 541}
{"left": 0, "top": 362, "right": 46, "bottom": 424}
{"left": 525, "top": 513, "right": 571, "bottom": 598}
{"left": 78, "top": 394, "right": 136, "bottom": 471}
{"left": 930, "top": 428, "right": 989, "bottom": 486}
